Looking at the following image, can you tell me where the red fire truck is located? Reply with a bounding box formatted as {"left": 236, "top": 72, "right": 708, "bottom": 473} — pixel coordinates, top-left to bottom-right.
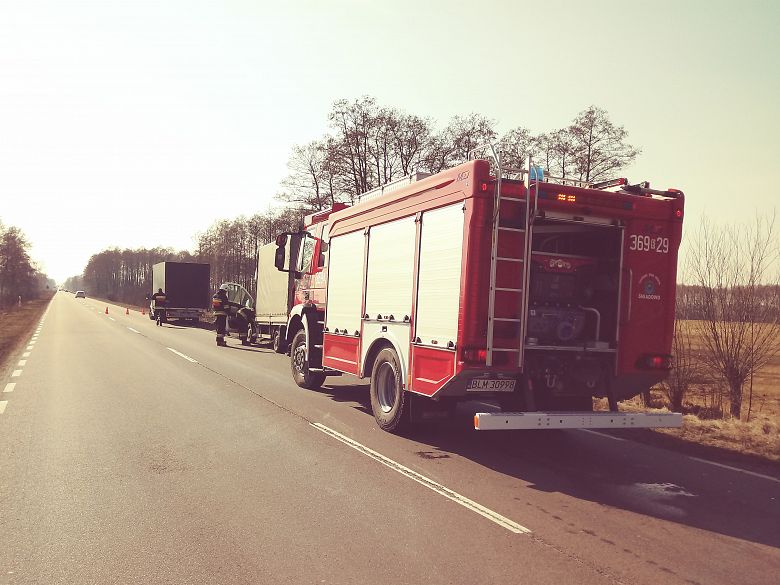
{"left": 274, "top": 153, "right": 684, "bottom": 432}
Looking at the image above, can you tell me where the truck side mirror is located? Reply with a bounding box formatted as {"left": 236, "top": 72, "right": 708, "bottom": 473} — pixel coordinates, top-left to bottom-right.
{"left": 274, "top": 232, "right": 302, "bottom": 273}
{"left": 274, "top": 246, "right": 288, "bottom": 271}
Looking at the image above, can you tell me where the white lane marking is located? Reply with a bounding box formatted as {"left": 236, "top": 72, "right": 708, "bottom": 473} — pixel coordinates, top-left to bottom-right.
{"left": 311, "top": 423, "right": 532, "bottom": 534}
{"left": 108, "top": 317, "right": 115, "bottom": 321}
{"left": 688, "top": 456, "right": 780, "bottom": 484}
{"left": 0, "top": 401, "right": 6, "bottom": 414}
{"left": 26, "top": 345, "right": 33, "bottom": 350}
{"left": 166, "top": 348, "right": 198, "bottom": 363}
{"left": 11, "top": 370, "right": 22, "bottom": 378}
{"left": 127, "top": 327, "right": 140, "bottom": 334}
{"left": 18, "top": 360, "right": 27, "bottom": 366}
{"left": 579, "top": 429, "right": 626, "bottom": 442}
{"left": 23, "top": 352, "right": 30, "bottom": 358}
{"left": 3, "top": 383, "right": 15, "bottom": 393}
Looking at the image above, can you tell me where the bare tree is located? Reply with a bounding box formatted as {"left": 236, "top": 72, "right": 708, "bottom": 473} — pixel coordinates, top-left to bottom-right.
{"left": 662, "top": 318, "right": 703, "bottom": 412}
{"left": 534, "top": 129, "right": 578, "bottom": 179}
{"left": 569, "top": 106, "right": 640, "bottom": 183}
{"left": 688, "top": 214, "right": 780, "bottom": 419}
{"left": 278, "top": 140, "right": 336, "bottom": 211}
{"left": 392, "top": 113, "right": 433, "bottom": 175}
{"left": 498, "top": 127, "right": 533, "bottom": 169}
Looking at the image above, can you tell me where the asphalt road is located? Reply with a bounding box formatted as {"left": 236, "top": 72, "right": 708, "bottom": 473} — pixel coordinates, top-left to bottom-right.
{"left": 1, "top": 292, "right": 778, "bottom": 584}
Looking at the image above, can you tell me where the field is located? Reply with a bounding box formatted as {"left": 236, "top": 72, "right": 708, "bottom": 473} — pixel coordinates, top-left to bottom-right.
{"left": 0, "top": 294, "right": 54, "bottom": 370}
{"left": 601, "top": 320, "right": 780, "bottom": 464}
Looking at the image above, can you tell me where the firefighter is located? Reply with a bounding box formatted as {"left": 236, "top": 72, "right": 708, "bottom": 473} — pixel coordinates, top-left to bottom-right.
{"left": 212, "top": 284, "right": 229, "bottom": 346}
{"left": 152, "top": 288, "right": 167, "bottom": 326}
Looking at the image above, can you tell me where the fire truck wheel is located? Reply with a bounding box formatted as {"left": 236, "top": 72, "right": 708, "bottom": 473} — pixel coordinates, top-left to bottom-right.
{"left": 370, "top": 347, "right": 409, "bottom": 432}
{"left": 290, "top": 330, "right": 325, "bottom": 389}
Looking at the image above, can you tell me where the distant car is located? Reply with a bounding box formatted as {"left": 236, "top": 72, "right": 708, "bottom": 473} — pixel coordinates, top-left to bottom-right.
{"left": 74, "top": 291, "right": 86, "bottom": 298}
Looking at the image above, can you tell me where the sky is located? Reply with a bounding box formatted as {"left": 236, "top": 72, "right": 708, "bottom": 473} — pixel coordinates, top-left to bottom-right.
{"left": 1, "top": 0, "right": 778, "bottom": 282}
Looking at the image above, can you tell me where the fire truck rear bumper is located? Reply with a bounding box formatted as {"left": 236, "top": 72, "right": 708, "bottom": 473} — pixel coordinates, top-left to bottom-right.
{"left": 474, "top": 411, "right": 682, "bottom": 431}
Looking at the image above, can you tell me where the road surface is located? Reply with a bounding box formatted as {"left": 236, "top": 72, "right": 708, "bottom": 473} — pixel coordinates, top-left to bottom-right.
{"left": 1, "top": 292, "right": 778, "bottom": 584}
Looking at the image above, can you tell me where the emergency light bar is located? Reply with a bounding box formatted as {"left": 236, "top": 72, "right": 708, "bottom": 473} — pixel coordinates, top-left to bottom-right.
{"left": 590, "top": 177, "right": 628, "bottom": 190}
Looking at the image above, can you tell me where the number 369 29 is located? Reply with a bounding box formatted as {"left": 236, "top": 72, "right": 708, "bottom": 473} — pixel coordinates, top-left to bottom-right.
{"left": 629, "top": 234, "right": 669, "bottom": 253}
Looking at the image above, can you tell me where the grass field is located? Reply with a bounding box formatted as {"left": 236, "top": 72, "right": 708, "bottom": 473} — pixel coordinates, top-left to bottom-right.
{"left": 0, "top": 294, "right": 54, "bottom": 371}
{"left": 604, "top": 320, "right": 780, "bottom": 464}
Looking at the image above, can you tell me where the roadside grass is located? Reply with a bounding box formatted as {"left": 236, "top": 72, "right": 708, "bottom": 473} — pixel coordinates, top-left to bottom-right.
{"left": 602, "top": 396, "right": 780, "bottom": 464}
{"left": 594, "top": 326, "right": 780, "bottom": 464}
{"left": 0, "top": 294, "right": 54, "bottom": 371}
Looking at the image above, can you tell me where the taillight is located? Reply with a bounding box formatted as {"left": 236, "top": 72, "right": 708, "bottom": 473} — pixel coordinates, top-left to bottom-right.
{"left": 462, "top": 347, "right": 487, "bottom": 364}
{"left": 636, "top": 354, "right": 673, "bottom": 370}
{"left": 674, "top": 208, "right": 683, "bottom": 219}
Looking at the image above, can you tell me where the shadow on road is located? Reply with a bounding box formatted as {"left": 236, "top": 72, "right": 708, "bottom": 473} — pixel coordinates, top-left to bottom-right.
{"left": 316, "top": 379, "right": 780, "bottom": 549}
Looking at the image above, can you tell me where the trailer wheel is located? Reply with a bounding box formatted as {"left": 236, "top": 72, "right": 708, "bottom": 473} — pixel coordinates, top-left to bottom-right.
{"left": 290, "top": 330, "right": 325, "bottom": 389}
{"left": 370, "top": 347, "right": 409, "bottom": 432}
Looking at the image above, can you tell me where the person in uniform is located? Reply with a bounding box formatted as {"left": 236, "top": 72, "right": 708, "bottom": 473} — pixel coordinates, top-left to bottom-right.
{"left": 152, "top": 288, "right": 167, "bottom": 326}
{"left": 212, "top": 284, "right": 229, "bottom": 346}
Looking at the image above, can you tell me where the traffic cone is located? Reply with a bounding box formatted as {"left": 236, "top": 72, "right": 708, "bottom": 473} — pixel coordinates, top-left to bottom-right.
{"left": 105, "top": 307, "right": 109, "bottom": 314}
{"left": 125, "top": 307, "right": 129, "bottom": 315}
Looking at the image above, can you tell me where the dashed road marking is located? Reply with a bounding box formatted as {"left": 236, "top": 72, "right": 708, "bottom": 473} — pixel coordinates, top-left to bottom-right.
{"left": 18, "top": 360, "right": 26, "bottom": 366}
{"left": 0, "top": 401, "right": 7, "bottom": 414}
{"left": 127, "top": 327, "right": 140, "bottom": 334}
{"left": 26, "top": 345, "right": 33, "bottom": 350}
{"left": 688, "top": 456, "right": 780, "bottom": 484}
{"left": 22, "top": 352, "right": 30, "bottom": 358}
{"left": 166, "top": 348, "right": 198, "bottom": 363}
{"left": 3, "top": 383, "right": 15, "bottom": 393}
{"left": 11, "top": 370, "right": 22, "bottom": 378}
{"left": 311, "top": 422, "right": 532, "bottom": 535}
{"left": 108, "top": 317, "right": 115, "bottom": 321}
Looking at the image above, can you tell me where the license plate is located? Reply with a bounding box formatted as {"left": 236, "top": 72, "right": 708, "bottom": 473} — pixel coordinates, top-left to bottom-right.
{"left": 466, "top": 379, "right": 516, "bottom": 392}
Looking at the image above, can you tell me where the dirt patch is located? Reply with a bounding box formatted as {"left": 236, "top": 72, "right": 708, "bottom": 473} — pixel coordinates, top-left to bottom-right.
{"left": 0, "top": 294, "right": 54, "bottom": 372}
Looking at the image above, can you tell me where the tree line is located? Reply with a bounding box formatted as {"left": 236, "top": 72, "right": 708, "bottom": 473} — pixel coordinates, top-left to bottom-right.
{"left": 67, "top": 207, "right": 305, "bottom": 306}
{"left": 277, "top": 97, "right": 639, "bottom": 211}
{"left": 0, "top": 220, "right": 51, "bottom": 308}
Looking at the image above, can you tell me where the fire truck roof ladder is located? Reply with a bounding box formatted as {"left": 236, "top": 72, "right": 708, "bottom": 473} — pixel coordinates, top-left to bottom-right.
{"left": 469, "top": 145, "right": 541, "bottom": 368}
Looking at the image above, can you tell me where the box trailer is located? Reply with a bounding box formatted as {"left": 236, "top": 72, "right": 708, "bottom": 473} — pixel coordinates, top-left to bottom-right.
{"left": 150, "top": 261, "right": 210, "bottom": 322}
{"left": 254, "top": 241, "right": 298, "bottom": 352}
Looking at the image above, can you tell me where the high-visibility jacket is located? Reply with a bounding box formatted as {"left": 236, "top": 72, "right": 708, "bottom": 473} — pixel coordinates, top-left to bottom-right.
{"left": 212, "top": 290, "right": 229, "bottom": 315}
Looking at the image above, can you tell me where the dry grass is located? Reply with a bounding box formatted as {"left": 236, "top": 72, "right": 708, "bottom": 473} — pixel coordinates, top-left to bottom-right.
{"left": 676, "top": 320, "right": 780, "bottom": 419}
{"left": 593, "top": 321, "right": 780, "bottom": 463}
{"left": 0, "top": 294, "right": 53, "bottom": 370}
{"left": 600, "top": 397, "right": 780, "bottom": 463}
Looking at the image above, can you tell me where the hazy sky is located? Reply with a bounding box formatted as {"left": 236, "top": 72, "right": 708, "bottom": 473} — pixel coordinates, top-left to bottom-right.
{"left": 1, "top": 0, "right": 778, "bottom": 282}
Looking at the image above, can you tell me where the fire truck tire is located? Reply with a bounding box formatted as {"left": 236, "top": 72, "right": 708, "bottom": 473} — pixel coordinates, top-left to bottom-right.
{"left": 370, "top": 347, "right": 409, "bottom": 432}
{"left": 290, "top": 330, "right": 325, "bottom": 389}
